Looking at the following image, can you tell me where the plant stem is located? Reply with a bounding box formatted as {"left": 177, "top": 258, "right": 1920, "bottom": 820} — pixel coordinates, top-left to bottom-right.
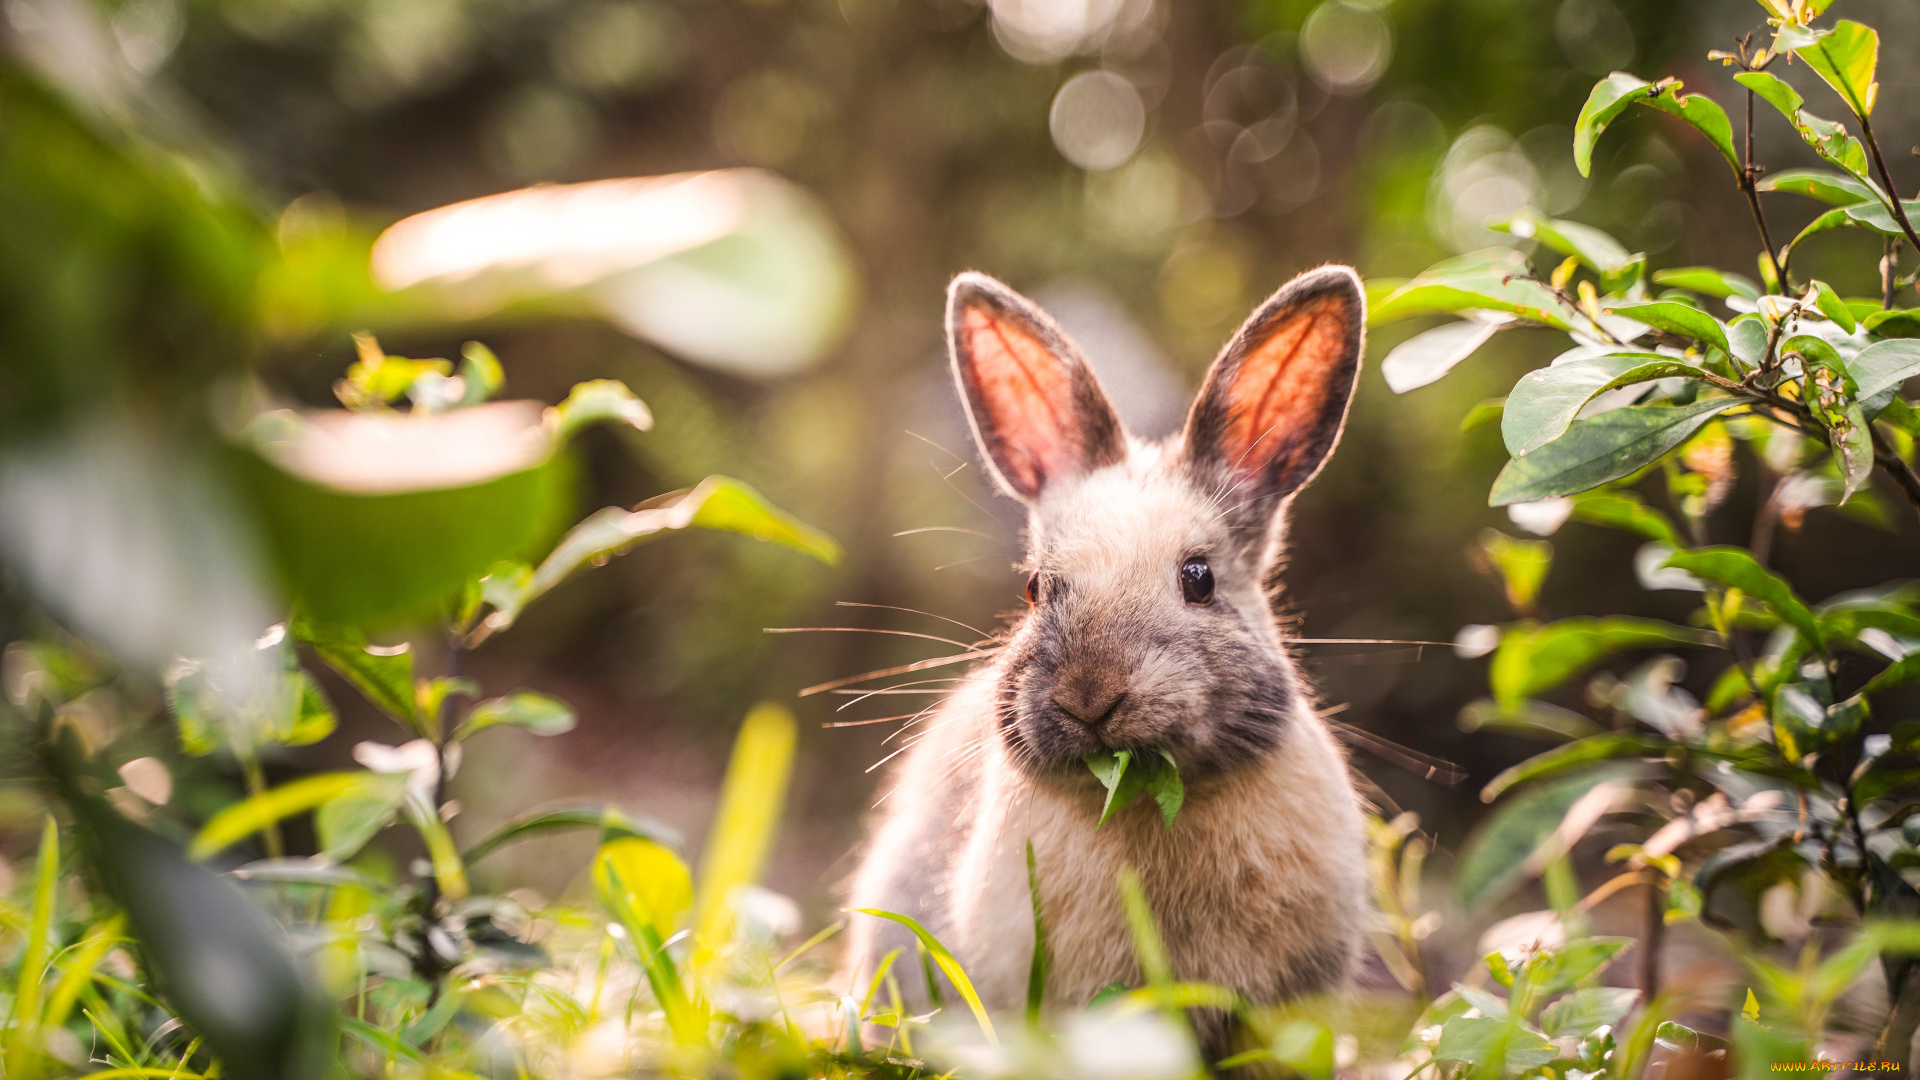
{"left": 1870, "top": 423, "right": 1920, "bottom": 512}
{"left": 1741, "top": 88, "right": 1785, "bottom": 292}
{"left": 1873, "top": 968, "right": 1920, "bottom": 1071}
{"left": 1861, "top": 115, "right": 1920, "bottom": 254}
{"left": 1640, "top": 877, "right": 1665, "bottom": 1001}
{"left": 240, "top": 749, "right": 283, "bottom": 859}
{"left": 1884, "top": 236, "right": 1901, "bottom": 310}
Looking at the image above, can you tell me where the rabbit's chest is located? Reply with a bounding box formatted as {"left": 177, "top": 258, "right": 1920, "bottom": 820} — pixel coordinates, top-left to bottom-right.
{"left": 948, "top": 725, "right": 1368, "bottom": 1010}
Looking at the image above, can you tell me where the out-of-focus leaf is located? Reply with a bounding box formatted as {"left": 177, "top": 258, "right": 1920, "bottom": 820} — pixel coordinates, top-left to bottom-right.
{"left": 1569, "top": 490, "right": 1684, "bottom": 546}
{"left": 1696, "top": 836, "right": 1808, "bottom": 936}
{"left": 1478, "top": 529, "right": 1553, "bottom": 615}
{"left": 1460, "top": 765, "right": 1643, "bottom": 906}
{"left": 1603, "top": 302, "right": 1730, "bottom": 356}
{"left": 58, "top": 761, "right": 336, "bottom": 1080}
{"left": 1503, "top": 354, "right": 1706, "bottom": 457}
{"left": 1573, "top": 74, "right": 1739, "bottom": 179}
{"left": 402, "top": 792, "right": 468, "bottom": 901}
{"left": 483, "top": 475, "right": 838, "bottom": 632}
{"left": 1735, "top": 71, "right": 1872, "bottom": 179}
{"left": 1434, "top": 1015, "right": 1556, "bottom": 1071}
{"left": 461, "top": 803, "right": 682, "bottom": 865}
{"left": 283, "top": 672, "right": 337, "bottom": 746}
{"left": 547, "top": 379, "right": 653, "bottom": 441}
{"left": 1651, "top": 266, "right": 1761, "bottom": 302}
{"left": 1491, "top": 618, "right": 1706, "bottom": 711}
{"left": 236, "top": 437, "right": 574, "bottom": 628}
{"left": 693, "top": 703, "right": 796, "bottom": 956}
{"left": 1481, "top": 734, "right": 1666, "bottom": 803}
{"left": 1370, "top": 250, "right": 1576, "bottom": 330}
{"left": 191, "top": 772, "right": 371, "bottom": 859}
{"left": 291, "top": 618, "right": 419, "bottom": 726}
{"left": 315, "top": 772, "right": 407, "bottom": 862}
{"left": 1499, "top": 210, "right": 1637, "bottom": 278}
{"left": 1490, "top": 398, "right": 1751, "bottom": 506}
{"left": 1864, "top": 655, "right": 1920, "bottom": 697}
{"left": 594, "top": 836, "right": 694, "bottom": 942}
{"left": 1535, "top": 938, "right": 1636, "bottom": 997}
{"left": 1775, "top": 21, "right": 1879, "bottom": 118}
{"left": 1757, "top": 169, "right": 1876, "bottom": 206}
{"left": 456, "top": 691, "right": 576, "bottom": 739}
{"left": 1541, "top": 987, "right": 1640, "bottom": 1038}
{"left": 1380, "top": 318, "right": 1508, "bottom": 393}
{"left": 457, "top": 341, "right": 504, "bottom": 407}
{"left": 1662, "top": 547, "right": 1824, "bottom": 652}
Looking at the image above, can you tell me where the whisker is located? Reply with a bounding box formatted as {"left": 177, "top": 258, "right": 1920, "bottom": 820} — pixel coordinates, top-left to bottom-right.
{"left": 765, "top": 626, "right": 974, "bottom": 650}
{"left": 822, "top": 712, "right": 926, "bottom": 728}
{"left": 798, "top": 649, "right": 997, "bottom": 697}
{"left": 933, "top": 555, "right": 997, "bottom": 572}
{"left": 1292, "top": 638, "right": 1454, "bottom": 647}
{"left": 1324, "top": 719, "right": 1467, "bottom": 785}
{"left": 905, "top": 429, "right": 968, "bottom": 465}
{"left": 835, "top": 601, "right": 994, "bottom": 639}
{"left": 931, "top": 459, "right": 1014, "bottom": 530}
{"left": 891, "top": 526, "right": 1005, "bottom": 544}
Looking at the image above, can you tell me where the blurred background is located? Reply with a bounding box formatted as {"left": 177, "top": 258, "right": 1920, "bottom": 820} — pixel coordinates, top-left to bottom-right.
{"left": 3, "top": 0, "right": 1918, "bottom": 932}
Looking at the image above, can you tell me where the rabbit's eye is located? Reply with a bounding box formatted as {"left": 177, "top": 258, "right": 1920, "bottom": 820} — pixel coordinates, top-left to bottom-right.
{"left": 1024, "top": 573, "right": 1041, "bottom": 605}
{"left": 1180, "top": 558, "right": 1214, "bottom": 604}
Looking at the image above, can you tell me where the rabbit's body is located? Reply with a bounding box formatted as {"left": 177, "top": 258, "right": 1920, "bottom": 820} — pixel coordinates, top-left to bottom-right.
{"left": 840, "top": 266, "right": 1373, "bottom": 1058}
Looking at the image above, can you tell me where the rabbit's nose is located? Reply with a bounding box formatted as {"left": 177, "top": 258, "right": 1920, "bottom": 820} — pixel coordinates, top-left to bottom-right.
{"left": 1053, "top": 676, "right": 1128, "bottom": 726}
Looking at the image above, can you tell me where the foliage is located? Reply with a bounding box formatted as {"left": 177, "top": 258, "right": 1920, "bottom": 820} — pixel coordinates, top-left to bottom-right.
{"left": 1372, "top": 0, "right": 1920, "bottom": 1073}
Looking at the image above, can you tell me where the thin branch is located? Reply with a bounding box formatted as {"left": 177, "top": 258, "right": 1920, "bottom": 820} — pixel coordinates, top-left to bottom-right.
{"left": 1741, "top": 86, "right": 1785, "bottom": 292}
{"left": 1861, "top": 115, "right": 1920, "bottom": 254}
{"left": 1870, "top": 423, "right": 1920, "bottom": 512}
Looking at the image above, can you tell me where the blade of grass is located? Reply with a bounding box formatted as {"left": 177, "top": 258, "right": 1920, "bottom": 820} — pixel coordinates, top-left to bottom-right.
{"left": 8, "top": 816, "right": 60, "bottom": 1066}
{"left": 851, "top": 908, "right": 997, "bottom": 1045}
{"left": 693, "top": 703, "right": 797, "bottom": 960}
{"left": 43, "top": 914, "right": 126, "bottom": 1032}
{"left": 1026, "top": 841, "right": 1048, "bottom": 1027}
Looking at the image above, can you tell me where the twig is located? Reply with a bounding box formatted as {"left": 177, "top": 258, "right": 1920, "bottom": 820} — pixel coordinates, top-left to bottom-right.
{"left": 1861, "top": 115, "right": 1920, "bottom": 254}
{"left": 1740, "top": 86, "right": 1785, "bottom": 292}
{"left": 1870, "top": 423, "right": 1920, "bottom": 513}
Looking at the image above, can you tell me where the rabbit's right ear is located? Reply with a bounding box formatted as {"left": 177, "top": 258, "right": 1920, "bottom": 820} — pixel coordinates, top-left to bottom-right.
{"left": 948, "top": 273, "right": 1126, "bottom": 504}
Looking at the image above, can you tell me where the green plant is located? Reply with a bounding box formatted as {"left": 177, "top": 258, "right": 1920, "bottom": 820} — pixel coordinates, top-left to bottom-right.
{"left": 1373, "top": 0, "right": 1920, "bottom": 1072}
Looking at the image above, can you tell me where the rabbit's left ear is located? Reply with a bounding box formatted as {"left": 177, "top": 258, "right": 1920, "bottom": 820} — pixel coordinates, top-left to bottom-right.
{"left": 1182, "top": 266, "right": 1365, "bottom": 515}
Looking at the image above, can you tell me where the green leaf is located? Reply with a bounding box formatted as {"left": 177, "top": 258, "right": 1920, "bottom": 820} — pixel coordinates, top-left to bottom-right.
{"left": 314, "top": 773, "right": 407, "bottom": 862}
{"left": 291, "top": 617, "right": 419, "bottom": 728}
{"left": 1758, "top": 168, "right": 1876, "bottom": 206}
{"left": 1776, "top": 21, "right": 1880, "bottom": 118}
{"left": 1379, "top": 318, "right": 1507, "bottom": 394}
{"left": 457, "top": 341, "right": 504, "bottom": 407}
{"left": 1568, "top": 489, "right": 1684, "bottom": 546}
{"left": 280, "top": 671, "right": 338, "bottom": 747}
{"left": 594, "top": 836, "right": 694, "bottom": 942}
{"left": 1541, "top": 987, "right": 1640, "bottom": 1038}
{"left": 1864, "top": 655, "right": 1920, "bottom": 697}
{"left": 1783, "top": 206, "right": 1863, "bottom": 265}
{"left": 401, "top": 791, "right": 469, "bottom": 901}
{"left": 1481, "top": 733, "right": 1667, "bottom": 803}
{"left": 1491, "top": 617, "right": 1706, "bottom": 711}
{"left": 1603, "top": 301, "right": 1730, "bottom": 356}
{"left": 1651, "top": 266, "right": 1761, "bottom": 302}
{"left": 692, "top": 703, "right": 796, "bottom": 954}
{"left": 1865, "top": 309, "right": 1920, "bottom": 339}
{"left": 460, "top": 803, "right": 680, "bottom": 865}
{"left": 1370, "top": 250, "right": 1577, "bottom": 330}
{"left": 1809, "top": 280, "right": 1857, "bottom": 333}
{"left": 1084, "top": 749, "right": 1183, "bottom": 828}
{"left": 1503, "top": 353, "right": 1709, "bottom": 457}
{"left": 1434, "top": 1015, "right": 1557, "bottom": 1070}
{"left": 1735, "top": 72, "right": 1872, "bottom": 178}
{"left": 1573, "top": 74, "right": 1740, "bottom": 180}
{"left": 191, "top": 772, "right": 370, "bottom": 860}
{"left": 1479, "top": 529, "right": 1553, "bottom": 615}
{"left": 1489, "top": 398, "right": 1751, "bottom": 506}
{"left": 483, "top": 475, "right": 840, "bottom": 633}
{"left": 456, "top": 691, "right": 576, "bottom": 739}
{"left": 852, "top": 909, "right": 997, "bottom": 1045}
{"left": 547, "top": 379, "right": 653, "bottom": 442}
{"left": 1662, "top": 547, "right": 1824, "bottom": 651}
{"left": 1499, "top": 210, "right": 1637, "bottom": 278}
{"left": 1848, "top": 340, "right": 1920, "bottom": 419}
{"left": 1832, "top": 401, "right": 1876, "bottom": 501}
{"left": 1535, "top": 938, "right": 1636, "bottom": 997}
{"left": 1843, "top": 199, "right": 1920, "bottom": 237}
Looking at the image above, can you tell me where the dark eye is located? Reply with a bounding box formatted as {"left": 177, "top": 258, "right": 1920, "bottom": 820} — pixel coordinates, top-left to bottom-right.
{"left": 1180, "top": 558, "right": 1214, "bottom": 604}
{"left": 1024, "top": 573, "right": 1041, "bottom": 605}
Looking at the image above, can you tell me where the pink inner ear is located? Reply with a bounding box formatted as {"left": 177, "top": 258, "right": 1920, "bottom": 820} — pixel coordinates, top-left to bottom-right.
{"left": 1220, "top": 294, "right": 1351, "bottom": 478}
{"left": 961, "top": 305, "right": 1076, "bottom": 496}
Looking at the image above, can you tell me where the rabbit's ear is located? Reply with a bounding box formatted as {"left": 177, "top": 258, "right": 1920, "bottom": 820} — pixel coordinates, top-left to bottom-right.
{"left": 1182, "top": 265, "right": 1364, "bottom": 514}
{"left": 948, "top": 272, "right": 1126, "bottom": 503}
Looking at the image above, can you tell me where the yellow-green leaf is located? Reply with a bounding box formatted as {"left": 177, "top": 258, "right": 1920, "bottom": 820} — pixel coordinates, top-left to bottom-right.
{"left": 191, "top": 773, "right": 370, "bottom": 859}
{"left": 594, "top": 836, "right": 693, "bottom": 942}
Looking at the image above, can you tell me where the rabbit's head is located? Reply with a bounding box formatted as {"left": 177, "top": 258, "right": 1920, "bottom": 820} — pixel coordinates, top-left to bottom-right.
{"left": 948, "top": 266, "right": 1364, "bottom": 782}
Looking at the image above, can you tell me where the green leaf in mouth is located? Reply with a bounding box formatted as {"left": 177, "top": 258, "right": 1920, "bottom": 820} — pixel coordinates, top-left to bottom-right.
{"left": 1084, "top": 748, "right": 1184, "bottom": 828}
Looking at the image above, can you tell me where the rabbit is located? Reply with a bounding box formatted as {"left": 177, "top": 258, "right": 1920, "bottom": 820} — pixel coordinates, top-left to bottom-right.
{"left": 839, "top": 265, "right": 1372, "bottom": 1063}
